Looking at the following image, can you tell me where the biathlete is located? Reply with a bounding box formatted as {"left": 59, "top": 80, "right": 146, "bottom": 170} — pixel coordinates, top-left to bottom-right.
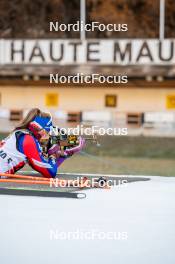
{"left": 0, "top": 108, "right": 85, "bottom": 178}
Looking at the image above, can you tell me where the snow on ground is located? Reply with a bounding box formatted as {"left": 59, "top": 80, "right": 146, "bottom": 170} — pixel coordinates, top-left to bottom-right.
{"left": 0, "top": 176, "right": 175, "bottom": 264}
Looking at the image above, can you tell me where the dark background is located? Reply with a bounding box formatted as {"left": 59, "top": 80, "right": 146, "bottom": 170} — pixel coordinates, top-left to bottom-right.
{"left": 0, "top": 0, "right": 174, "bottom": 38}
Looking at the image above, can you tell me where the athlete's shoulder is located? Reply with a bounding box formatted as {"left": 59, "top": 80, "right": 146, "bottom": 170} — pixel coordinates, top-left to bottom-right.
{"left": 16, "top": 129, "right": 38, "bottom": 146}
{"left": 22, "top": 133, "right": 38, "bottom": 145}
{"left": 15, "top": 129, "right": 30, "bottom": 137}
{"left": 21, "top": 133, "right": 43, "bottom": 155}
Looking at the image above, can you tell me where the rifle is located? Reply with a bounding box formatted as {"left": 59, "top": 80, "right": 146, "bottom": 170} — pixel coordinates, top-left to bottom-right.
{"left": 46, "top": 128, "right": 100, "bottom": 156}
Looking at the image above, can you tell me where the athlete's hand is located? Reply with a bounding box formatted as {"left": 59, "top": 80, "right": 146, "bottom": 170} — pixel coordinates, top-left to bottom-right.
{"left": 48, "top": 144, "right": 61, "bottom": 158}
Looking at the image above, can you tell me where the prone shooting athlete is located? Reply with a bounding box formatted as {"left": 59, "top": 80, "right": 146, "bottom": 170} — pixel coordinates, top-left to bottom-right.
{"left": 0, "top": 108, "right": 85, "bottom": 177}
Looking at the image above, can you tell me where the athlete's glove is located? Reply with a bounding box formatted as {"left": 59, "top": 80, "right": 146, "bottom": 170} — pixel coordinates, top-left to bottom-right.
{"left": 48, "top": 144, "right": 61, "bottom": 158}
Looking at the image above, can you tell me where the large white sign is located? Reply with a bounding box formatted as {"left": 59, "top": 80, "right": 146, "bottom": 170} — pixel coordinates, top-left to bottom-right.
{"left": 0, "top": 39, "right": 174, "bottom": 65}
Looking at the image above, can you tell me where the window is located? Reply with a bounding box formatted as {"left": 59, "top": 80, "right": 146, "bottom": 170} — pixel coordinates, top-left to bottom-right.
{"left": 10, "top": 110, "right": 23, "bottom": 121}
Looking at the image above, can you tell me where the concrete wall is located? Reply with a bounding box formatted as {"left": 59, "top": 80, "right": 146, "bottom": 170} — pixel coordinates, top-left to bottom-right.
{"left": 0, "top": 86, "right": 175, "bottom": 112}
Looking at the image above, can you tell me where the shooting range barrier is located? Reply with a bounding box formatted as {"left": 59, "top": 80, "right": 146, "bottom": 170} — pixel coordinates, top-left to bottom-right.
{"left": 0, "top": 108, "right": 175, "bottom": 136}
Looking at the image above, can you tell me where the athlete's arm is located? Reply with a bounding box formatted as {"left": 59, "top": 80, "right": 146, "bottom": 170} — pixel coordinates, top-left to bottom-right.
{"left": 18, "top": 134, "right": 59, "bottom": 178}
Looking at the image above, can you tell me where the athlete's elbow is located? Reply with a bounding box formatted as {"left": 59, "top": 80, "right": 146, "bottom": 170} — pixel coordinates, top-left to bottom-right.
{"left": 49, "top": 168, "right": 57, "bottom": 178}
{"left": 41, "top": 169, "right": 57, "bottom": 178}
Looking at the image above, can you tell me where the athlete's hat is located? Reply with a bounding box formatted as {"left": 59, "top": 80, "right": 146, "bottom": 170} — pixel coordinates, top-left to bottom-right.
{"left": 32, "top": 116, "right": 53, "bottom": 132}
{"left": 28, "top": 115, "right": 53, "bottom": 136}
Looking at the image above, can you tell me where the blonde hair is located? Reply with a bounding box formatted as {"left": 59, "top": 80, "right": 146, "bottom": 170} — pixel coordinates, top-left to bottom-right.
{"left": 15, "top": 108, "right": 51, "bottom": 130}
